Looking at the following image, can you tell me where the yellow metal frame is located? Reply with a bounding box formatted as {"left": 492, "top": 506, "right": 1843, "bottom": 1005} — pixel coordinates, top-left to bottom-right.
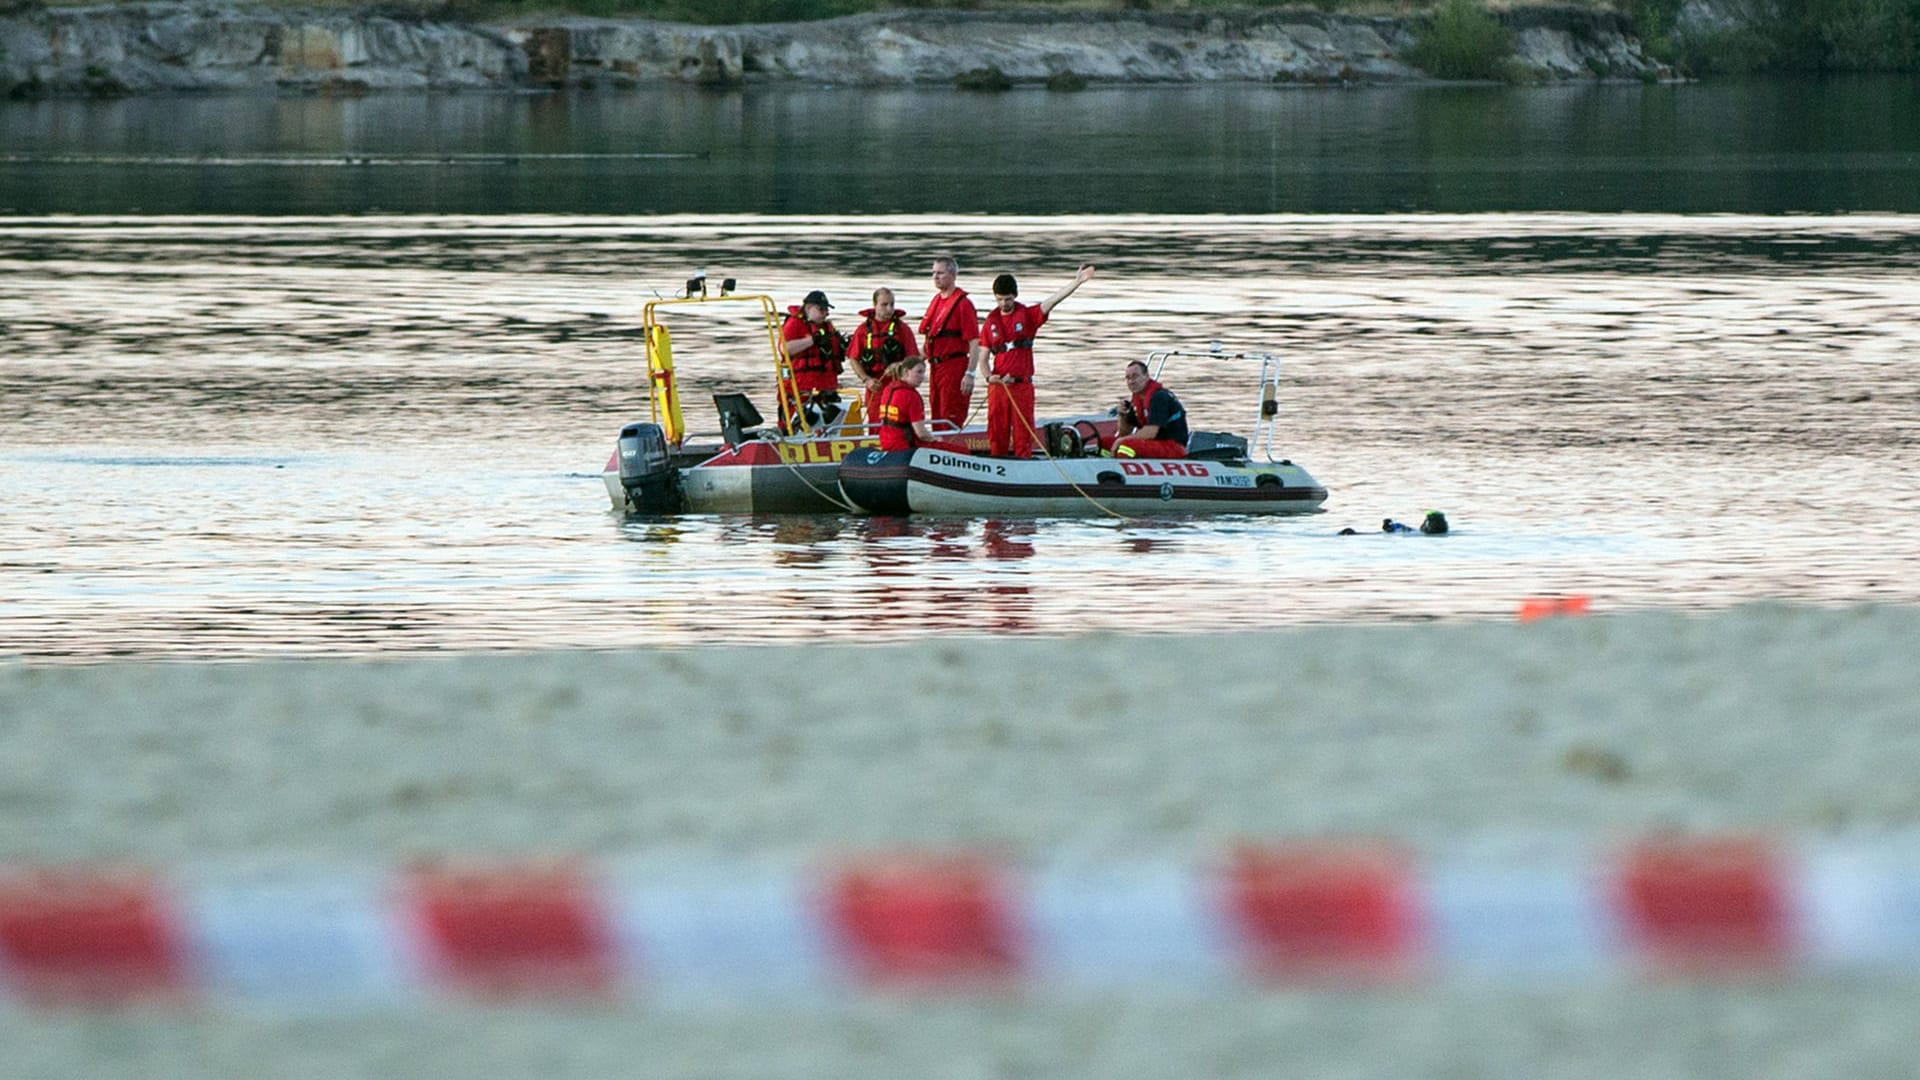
{"left": 639, "top": 293, "right": 813, "bottom": 447}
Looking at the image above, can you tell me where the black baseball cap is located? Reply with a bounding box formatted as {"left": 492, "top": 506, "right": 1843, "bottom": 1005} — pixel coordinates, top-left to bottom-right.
{"left": 803, "top": 289, "right": 832, "bottom": 309}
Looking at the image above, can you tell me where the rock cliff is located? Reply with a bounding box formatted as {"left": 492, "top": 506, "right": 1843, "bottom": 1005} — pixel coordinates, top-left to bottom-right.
{"left": 0, "top": 3, "right": 1671, "bottom": 98}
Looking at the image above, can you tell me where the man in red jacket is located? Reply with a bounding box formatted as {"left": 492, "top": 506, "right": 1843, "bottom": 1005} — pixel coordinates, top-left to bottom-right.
{"left": 972, "top": 264, "right": 1096, "bottom": 458}
{"left": 916, "top": 256, "right": 979, "bottom": 431}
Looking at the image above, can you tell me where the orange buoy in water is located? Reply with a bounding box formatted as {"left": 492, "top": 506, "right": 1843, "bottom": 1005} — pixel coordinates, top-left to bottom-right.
{"left": 1518, "top": 595, "right": 1592, "bottom": 622}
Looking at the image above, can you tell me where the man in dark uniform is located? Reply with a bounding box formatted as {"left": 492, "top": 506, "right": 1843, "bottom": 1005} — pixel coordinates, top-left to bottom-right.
{"left": 1114, "top": 359, "right": 1189, "bottom": 458}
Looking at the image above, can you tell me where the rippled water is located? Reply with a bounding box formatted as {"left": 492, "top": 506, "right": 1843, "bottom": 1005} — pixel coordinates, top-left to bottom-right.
{"left": 4, "top": 214, "right": 1917, "bottom": 660}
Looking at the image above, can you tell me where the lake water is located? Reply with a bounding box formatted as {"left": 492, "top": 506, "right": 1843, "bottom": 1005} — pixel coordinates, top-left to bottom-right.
{"left": 4, "top": 81, "right": 1919, "bottom": 661}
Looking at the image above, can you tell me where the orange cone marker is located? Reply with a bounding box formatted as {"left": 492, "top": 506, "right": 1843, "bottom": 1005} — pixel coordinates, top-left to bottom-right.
{"left": 1517, "top": 595, "right": 1592, "bottom": 622}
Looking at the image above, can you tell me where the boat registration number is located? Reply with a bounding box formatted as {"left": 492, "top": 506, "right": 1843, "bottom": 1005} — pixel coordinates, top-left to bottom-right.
{"left": 1213, "top": 474, "right": 1254, "bottom": 488}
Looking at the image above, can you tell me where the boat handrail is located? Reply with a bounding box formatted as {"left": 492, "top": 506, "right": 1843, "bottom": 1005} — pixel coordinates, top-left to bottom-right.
{"left": 1143, "top": 344, "right": 1288, "bottom": 463}
{"left": 638, "top": 291, "right": 813, "bottom": 448}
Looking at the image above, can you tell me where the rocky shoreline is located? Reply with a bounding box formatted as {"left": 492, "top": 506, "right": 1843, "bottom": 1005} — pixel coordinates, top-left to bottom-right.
{"left": 0, "top": 2, "right": 1675, "bottom": 98}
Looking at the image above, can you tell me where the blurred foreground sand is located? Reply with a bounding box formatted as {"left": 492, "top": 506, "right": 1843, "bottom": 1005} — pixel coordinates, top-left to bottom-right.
{"left": 4, "top": 603, "right": 1918, "bottom": 1078}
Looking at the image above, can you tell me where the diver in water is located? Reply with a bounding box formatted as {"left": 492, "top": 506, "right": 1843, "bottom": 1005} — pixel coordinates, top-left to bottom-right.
{"left": 1341, "top": 511, "right": 1450, "bottom": 536}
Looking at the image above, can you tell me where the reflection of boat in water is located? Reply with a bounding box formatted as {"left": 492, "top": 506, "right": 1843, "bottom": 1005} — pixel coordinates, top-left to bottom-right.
{"left": 601, "top": 289, "right": 1326, "bottom": 517}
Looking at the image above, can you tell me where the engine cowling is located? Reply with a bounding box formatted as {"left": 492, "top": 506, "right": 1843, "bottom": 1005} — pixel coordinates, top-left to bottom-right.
{"left": 616, "top": 422, "right": 682, "bottom": 513}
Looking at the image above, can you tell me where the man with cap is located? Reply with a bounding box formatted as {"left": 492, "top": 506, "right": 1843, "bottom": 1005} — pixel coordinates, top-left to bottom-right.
{"left": 917, "top": 256, "right": 979, "bottom": 431}
{"left": 971, "top": 264, "right": 1096, "bottom": 458}
{"left": 780, "top": 288, "right": 846, "bottom": 431}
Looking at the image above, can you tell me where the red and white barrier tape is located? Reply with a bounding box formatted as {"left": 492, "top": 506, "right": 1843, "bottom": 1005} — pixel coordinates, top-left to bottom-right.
{"left": 5, "top": 839, "right": 1920, "bottom": 1007}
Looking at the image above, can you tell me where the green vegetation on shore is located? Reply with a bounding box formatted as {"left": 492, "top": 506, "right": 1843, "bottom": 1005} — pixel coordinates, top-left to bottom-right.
{"left": 1407, "top": 0, "right": 1517, "bottom": 80}
{"left": 1625, "top": 0, "right": 1920, "bottom": 72}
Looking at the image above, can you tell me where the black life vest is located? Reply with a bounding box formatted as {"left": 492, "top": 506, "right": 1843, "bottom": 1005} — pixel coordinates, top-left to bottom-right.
{"left": 856, "top": 313, "right": 908, "bottom": 379}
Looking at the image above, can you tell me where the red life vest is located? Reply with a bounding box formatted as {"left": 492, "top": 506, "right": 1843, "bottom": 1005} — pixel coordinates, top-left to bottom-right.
{"left": 919, "top": 289, "right": 975, "bottom": 360}
{"left": 1130, "top": 378, "right": 1165, "bottom": 422}
{"left": 877, "top": 381, "right": 920, "bottom": 451}
{"left": 784, "top": 307, "right": 845, "bottom": 374}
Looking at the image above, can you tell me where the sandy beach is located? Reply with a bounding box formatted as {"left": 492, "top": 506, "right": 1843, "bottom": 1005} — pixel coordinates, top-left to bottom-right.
{"left": 4, "top": 602, "right": 1919, "bottom": 1078}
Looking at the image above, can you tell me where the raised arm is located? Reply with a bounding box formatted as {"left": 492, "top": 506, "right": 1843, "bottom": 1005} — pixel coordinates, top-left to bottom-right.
{"left": 1038, "top": 263, "right": 1096, "bottom": 317}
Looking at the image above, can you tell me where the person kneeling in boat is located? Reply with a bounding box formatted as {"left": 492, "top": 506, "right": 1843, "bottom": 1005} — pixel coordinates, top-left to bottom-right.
{"left": 780, "top": 289, "right": 847, "bottom": 431}
{"left": 1113, "top": 359, "right": 1189, "bottom": 459}
{"left": 875, "top": 357, "right": 971, "bottom": 454}
{"left": 847, "top": 286, "right": 919, "bottom": 430}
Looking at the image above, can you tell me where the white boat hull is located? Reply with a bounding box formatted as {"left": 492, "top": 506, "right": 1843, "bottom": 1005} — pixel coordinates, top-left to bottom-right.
{"left": 839, "top": 448, "right": 1327, "bottom": 517}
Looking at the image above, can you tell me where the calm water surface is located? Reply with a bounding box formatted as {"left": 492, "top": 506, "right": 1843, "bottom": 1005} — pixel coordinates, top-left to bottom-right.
{"left": 5, "top": 213, "right": 1918, "bottom": 660}
{"left": 2, "top": 78, "right": 1918, "bottom": 215}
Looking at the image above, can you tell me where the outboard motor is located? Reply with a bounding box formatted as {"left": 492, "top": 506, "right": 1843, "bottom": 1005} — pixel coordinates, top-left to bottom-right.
{"left": 1184, "top": 431, "right": 1250, "bottom": 461}
{"left": 617, "top": 421, "right": 682, "bottom": 513}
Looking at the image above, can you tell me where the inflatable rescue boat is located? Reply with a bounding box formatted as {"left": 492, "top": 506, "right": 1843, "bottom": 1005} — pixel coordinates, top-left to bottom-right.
{"left": 600, "top": 286, "right": 1326, "bottom": 517}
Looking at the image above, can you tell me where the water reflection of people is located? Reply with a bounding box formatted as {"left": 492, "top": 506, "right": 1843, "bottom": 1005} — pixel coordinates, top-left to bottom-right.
{"left": 972, "top": 264, "right": 1095, "bottom": 459}
{"left": 770, "top": 517, "right": 838, "bottom": 566}
{"left": 855, "top": 518, "right": 999, "bottom": 631}
{"left": 847, "top": 287, "right": 919, "bottom": 429}
{"left": 980, "top": 518, "right": 1036, "bottom": 561}
{"left": 1114, "top": 359, "right": 1189, "bottom": 459}
{"left": 922, "top": 518, "right": 971, "bottom": 562}
{"left": 780, "top": 289, "right": 846, "bottom": 431}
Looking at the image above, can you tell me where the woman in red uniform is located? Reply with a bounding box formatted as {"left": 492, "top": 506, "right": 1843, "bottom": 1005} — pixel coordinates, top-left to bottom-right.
{"left": 874, "top": 357, "right": 971, "bottom": 454}
{"left": 847, "top": 286, "right": 919, "bottom": 430}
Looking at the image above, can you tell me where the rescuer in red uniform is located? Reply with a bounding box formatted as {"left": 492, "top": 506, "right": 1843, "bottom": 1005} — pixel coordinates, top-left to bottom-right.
{"left": 780, "top": 289, "right": 846, "bottom": 431}
{"left": 916, "top": 256, "right": 979, "bottom": 431}
{"left": 846, "top": 286, "right": 919, "bottom": 431}
{"left": 874, "top": 357, "right": 970, "bottom": 454}
{"left": 1114, "top": 359, "right": 1191, "bottom": 459}
{"left": 972, "top": 263, "right": 1096, "bottom": 459}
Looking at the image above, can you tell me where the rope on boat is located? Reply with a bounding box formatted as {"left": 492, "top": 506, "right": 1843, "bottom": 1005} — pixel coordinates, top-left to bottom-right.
{"left": 1005, "top": 388, "right": 1136, "bottom": 521}
{"left": 766, "top": 435, "right": 865, "bottom": 514}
